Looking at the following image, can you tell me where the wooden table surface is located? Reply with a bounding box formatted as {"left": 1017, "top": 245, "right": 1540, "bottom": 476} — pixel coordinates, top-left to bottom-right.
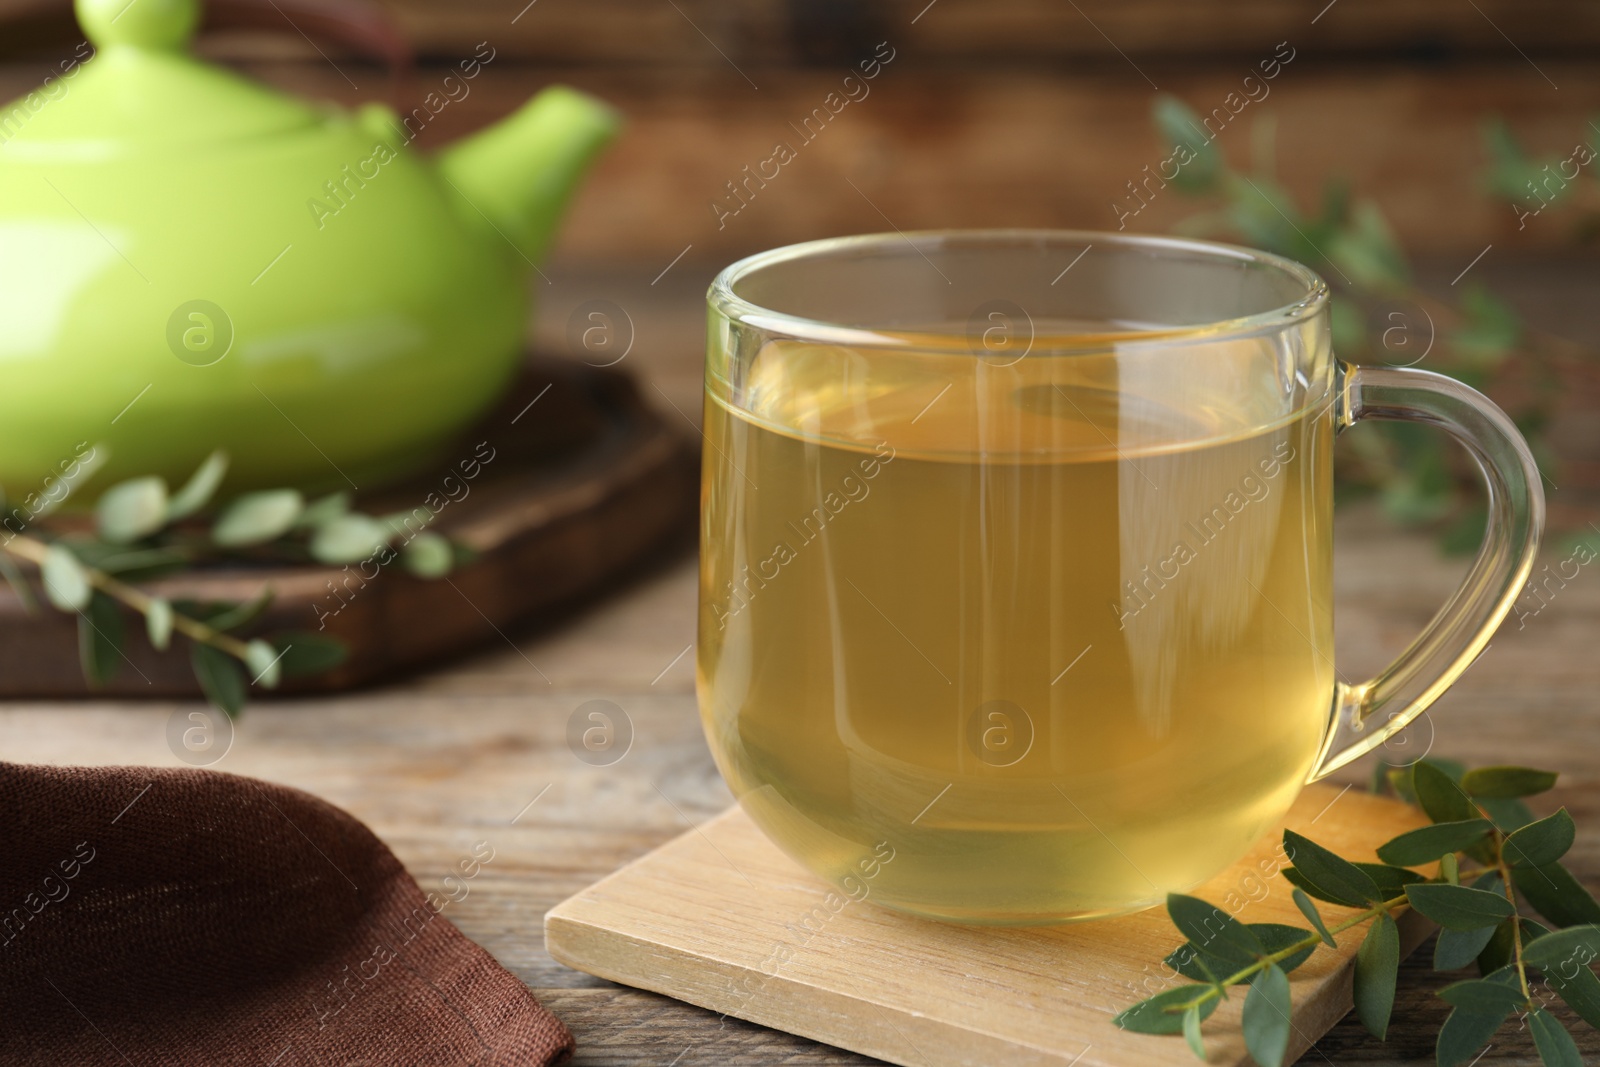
{"left": 4, "top": 267, "right": 1598, "bottom": 1066}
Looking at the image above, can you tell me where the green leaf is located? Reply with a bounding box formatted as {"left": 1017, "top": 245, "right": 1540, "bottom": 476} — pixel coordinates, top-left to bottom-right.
{"left": 166, "top": 449, "right": 228, "bottom": 521}
{"left": 1327, "top": 200, "right": 1409, "bottom": 290}
{"left": 1441, "top": 853, "right": 1461, "bottom": 885}
{"left": 402, "top": 531, "right": 454, "bottom": 578}
{"left": 1294, "top": 888, "right": 1337, "bottom": 948}
{"left": 1283, "top": 830, "right": 1383, "bottom": 907}
{"left": 1354, "top": 862, "right": 1426, "bottom": 897}
{"left": 1544, "top": 961, "right": 1600, "bottom": 1030}
{"left": 1529, "top": 1009, "right": 1583, "bottom": 1067}
{"left": 1405, "top": 883, "right": 1517, "bottom": 931}
{"left": 1439, "top": 978, "right": 1527, "bottom": 1013}
{"left": 145, "top": 596, "right": 173, "bottom": 651}
{"left": 1461, "top": 766, "right": 1559, "bottom": 798}
{"left": 40, "top": 544, "right": 91, "bottom": 612}
{"left": 206, "top": 587, "right": 275, "bottom": 633}
{"left": 1436, "top": 924, "right": 1502, "bottom": 971}
{"left": 1377, "top": 819, "right": 1495, "bottom": 866}
{"left": 244, "top": 639, "right": 282, "bottom": 689}
{"left": 309, "top": 513, "right": 390, "bottom": 564}
{"left": 1414, "top": 760, "right": 1478, "bottom": 824}
{"left": 1437, "top": 1002, "right": 1512, "bottom": 1067}
{"left": 214, "top": 490, "right": 304, "bottom": 547}
{"left": 96, "top": 476, "right": 168, "bottom": 543}
{"left": 1451, "top": 282, "right": 1521, "bottom": 364}
{"left": 1166, "top": 894, "right": 1263, "bottom": 966}
{"left": 1114, "top": 984, "right": 1219, "bottom": 1035}
{"left": 190, "top": 642, "right": 246, "bottom": 717}
{"left": 1182, "top": 1003, "right": 1205, "bottom": 1061}
{"left": 1523, "top": 926, "right": 1600, "bottom": 970}
{"left": 296, "top": 490, "right": 351, "bottom": 530}
{"left": 1170, "top": 923, "right": 1316, "bottom": 982}
{"left": 77, "top": 592, "right": 123, "bottom": 686}
{"left": 1512, "top": 862, "right": 1600, "bottom": 928}
{"left": 1241, "top": 964, "right": 1292, "bottom": 1067}
{"left": 1152, "top": 96, "right": 1221, "bottom": 193}
{"left": 1479, "top": 795, "right": 1537, "bottom": 833}
{"left": 268, "top": 631, "right": 348, "bottom": 679}
{"left": 1504, "top": 809, "right": 1576, "bottom": 869}
{"left": 1477, "top": 918, "right": 1517, "bottom": 976}
{"left": 1354, "top": 913, "right": 1399, "bottom": 1040}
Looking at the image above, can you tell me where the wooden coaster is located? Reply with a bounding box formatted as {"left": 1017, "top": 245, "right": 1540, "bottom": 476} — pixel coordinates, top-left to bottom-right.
{"left": 546, "top": 783, "right": 1433, "bottom": 1067}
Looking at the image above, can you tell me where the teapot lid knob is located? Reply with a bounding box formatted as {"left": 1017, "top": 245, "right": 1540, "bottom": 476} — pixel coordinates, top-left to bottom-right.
{"left": 77, "top": 0, "right": 199, "bottom": 52}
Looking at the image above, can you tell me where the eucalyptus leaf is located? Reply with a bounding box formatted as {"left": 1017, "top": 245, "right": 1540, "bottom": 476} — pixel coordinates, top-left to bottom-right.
{"left": 1293, "top": 888, "right": 1337, "bottom": 948}
{"left": 1376, "top": 819, "right": 1495, "bottom": 866}
{"left": 145, "top": 596, "right": 173, "bottom": 651}
{"left": 296, "top": 491, "right": 351, "bottom": 530}
{"left": 1354, "top": 912, "right": 1399, "bottom": 1040}
{"left": 1283, "top": 830, "right": 1382, "bottom": 906}
{"left": 1436, "top": 924, "right": 1501, "bottom": 971}
{"left": 1436, "top": 1002, "right": 1513, "bottom": 1067}
{"left": 1167, "top": 894, "right": 1263, "bottom": 966}
{"left": 268, "top": 632, "right": 348, "bottom": 679}
{"left": 1477, "top": 918, "right": 1516, "bottom": 976}
{"left": 1523, "top": 925, "right": 1600, "bottom": 970}
{"left": 1544, "top": 961, "right": 1600, "bottom": 1030}
{"left": 1528, "top": 1008, "right": 1583, "bottom": 1067}
{"left": 1512, "top": 862, "right": 1600, "bottom": 928}
{"left": 244, "top": 639, "right": 282, "bottom": 689}
{"left": 207, "top": 588, "right": 275, "bottom": 632}
{"left": 1438, "top": 978, "right": 1528, "bottom": 1013}
{"left": 190, "top": 642, "right": 246, "bottom": 717}
{"left": 1114, "top": 984, "right": 1219, "bottom": 1035}
{"left": 1461, "top": 766, "right": 1559, "bottom": 799}
{"left": 1479, "top": 795, "right": 1537, "bottom": 833}
{"left": 1182, "top": 1002, "right": 1205, "bottom": 1061}
{"left": 1414, "top": 759, "right": 1478, "bottom": 824}
{"left": 166, "top": 450, "right": 228, "bottom": 520}
{"left": 1405, "top": 883, "right": 1516, "bottom": 931}
{"left": 1503, "top": 809, "right": 1576, "bottom": 869}
{"left": 213, "top": 490, "right": 304, "bottom": 547}
{"left": 1167, "top": 923, "right": 1315, "bottom": 983}
{"left": 77, "top": 592, "right": 123, "bottom": 686}
{"left": 1241, "top": 964, "right": 1292, "bottom": 1067}
{"left": 1353, "top": 862, "right": 1426, "bottom": 897}
{"left": 309, "top": 513, "right": 390, "bottom": 565}
{"left": 40, "top": 544, "right": 91, "bottom": 612}
{"left": 1152, "top": 96, "right": 1220, "bottom": 193}
{"left": 96, "top": 476, "right": 168, "bottom": 543}
{"left": 402, "top": 531, "right": 454, "bottom": 578}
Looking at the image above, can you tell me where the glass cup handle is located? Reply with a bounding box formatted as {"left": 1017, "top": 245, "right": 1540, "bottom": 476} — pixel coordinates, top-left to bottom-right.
{"left": 1311, "top": 361, "right": 1546, "bottom": 780}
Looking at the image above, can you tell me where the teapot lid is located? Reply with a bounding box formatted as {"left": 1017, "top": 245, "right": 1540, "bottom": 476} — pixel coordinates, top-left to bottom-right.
{"left": 2, "top": 0, "right": 324, "bottom": 156}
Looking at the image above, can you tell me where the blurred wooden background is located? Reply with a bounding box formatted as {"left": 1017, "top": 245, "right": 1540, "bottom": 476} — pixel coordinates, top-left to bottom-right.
{"left": 2, "top": 0, "right": 1597, "bottom": 264}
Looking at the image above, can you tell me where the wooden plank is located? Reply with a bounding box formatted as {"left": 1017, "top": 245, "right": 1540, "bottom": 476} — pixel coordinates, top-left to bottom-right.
{"left": 3, "top": 60, "right": 1560, "bottom": 259}
{"left": 46, "top": 0, "right": 1597, "bottom": 63}
{"left": 545, "top": 786, "right": 1431, "bottom": 1067}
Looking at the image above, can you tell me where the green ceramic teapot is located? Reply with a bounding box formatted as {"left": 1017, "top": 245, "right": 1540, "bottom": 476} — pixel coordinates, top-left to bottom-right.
{"left": 0, "top": 0, "right": 618, "bottom": 495}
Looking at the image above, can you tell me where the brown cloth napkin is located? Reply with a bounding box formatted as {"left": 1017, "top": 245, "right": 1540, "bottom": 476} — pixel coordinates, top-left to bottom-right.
{"left": 0, "top": 762, "right": 574, "bottom": 1066}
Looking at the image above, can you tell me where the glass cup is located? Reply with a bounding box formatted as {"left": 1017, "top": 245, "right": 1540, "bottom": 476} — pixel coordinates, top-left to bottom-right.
{"left": 697, "top": 230, "right": 1542, "bottom": 924}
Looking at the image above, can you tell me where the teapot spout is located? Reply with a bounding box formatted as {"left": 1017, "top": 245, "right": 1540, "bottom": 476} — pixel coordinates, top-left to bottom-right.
{"left": 437, "top": 86, "right": 620, "bottom": 266}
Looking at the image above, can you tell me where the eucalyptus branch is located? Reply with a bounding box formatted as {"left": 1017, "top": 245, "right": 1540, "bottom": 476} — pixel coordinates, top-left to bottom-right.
{"left": 0, "top": 447, "right": 472, "bottom": 714}
{"left": 2, "top": 531, "right": 253, "bottom": 661}
{"left": 1118, "top": 760, "right": 1600, "bottom": 1067}
{"left": 1170, "top": 890, "right": 1414, "bottom": 1018}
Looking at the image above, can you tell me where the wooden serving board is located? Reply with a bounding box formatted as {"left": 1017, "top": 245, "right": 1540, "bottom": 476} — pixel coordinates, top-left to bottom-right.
{"left": 546, "top": 784, "right": 1434, "bottom": 1067}
{"left": 0, "top": 354, "right": 698, "bottom": 696}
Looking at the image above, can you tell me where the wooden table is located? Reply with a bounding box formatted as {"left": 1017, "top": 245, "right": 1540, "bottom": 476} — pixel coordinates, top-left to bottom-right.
{"left": 3, "top": 267, "right": 1597, "bottom": 1065}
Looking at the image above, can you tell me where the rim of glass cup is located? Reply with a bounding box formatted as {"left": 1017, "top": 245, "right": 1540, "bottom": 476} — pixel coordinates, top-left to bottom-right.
{"left": 708, "top": 229, "right": 1330, "bottom": 352}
